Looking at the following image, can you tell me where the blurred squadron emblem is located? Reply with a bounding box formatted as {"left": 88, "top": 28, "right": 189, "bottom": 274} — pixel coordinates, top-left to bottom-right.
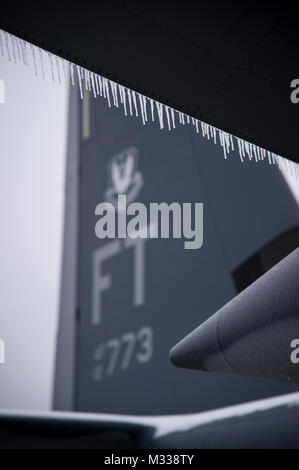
{"left": 105, "top": 147, "right": 143, "bottom": 209}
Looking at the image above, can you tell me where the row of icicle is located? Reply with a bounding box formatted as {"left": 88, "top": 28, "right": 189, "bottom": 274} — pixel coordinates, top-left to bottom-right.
{"left": 1, "top": 29, "right": 298, "bottom": 179}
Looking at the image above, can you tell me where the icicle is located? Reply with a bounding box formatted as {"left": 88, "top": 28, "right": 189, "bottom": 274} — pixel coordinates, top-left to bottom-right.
{"left": 239, "top": 139, "right": 244, "bottom": 160}
{"left": 276, "top": 155, "right": 281, "bottom": 170}
{"left": 62, "top": 59, "right": 68, "bottom": 84}
{"left": 250, "top": 143, "right": 254, "bottom": 160}
{"left": 242, "top": 140, "right": 246, "bottom": 160}
{"left": 221, "top": 132, "right": 228, "bottom": 159}
{"left": 94, "top": 73, "right": 99, "bottom": 96}
{"left": 90, "top": 72, "right": 97, "bottom": 98}
{"left": 56, "top": 57, "right": 62, "bottom": 83}
{"left": 103, "top": 78, "right": 111, "bottom": 107}
{"left": 276, "top": 156, "right": 280, "bottom": 169}
{"left": 102, "top": 77, "right": 107, "bottom": 98}
{"left": 111, "top": 82, "right": 116, "bottom": 105}
{"left": 215, "top": 128, "right": 219, "bottom": 143}
{"left": 156, "top": 102, "right": 164, "bottom": 129}
{"left": 70, "top": 63, "right": 75, "bottom": 86}
{"left": 150, "top": 98, "right": 155, "bottom": 121}
{"left": 11, "top": 36, "right": 17, "bottom": 64}
{"left": 39, "top": 48, "right": 45, "bottom": 79}
{"left": 30, "top": 44, "right": 38, "bottom": 76}
{"left": 15, "top": 37, "right": 21, "bottom": 61}
{"left": 132, "top": 91, "right": 138, "bottom": 117}
{"left": 237, "top": 138, "right": 245, "bottom": 162}
{"left": 165, "top": 106, "right": 171, "bottom": 130}
{"left": 5, "top": 33, "right": 11, "bottom": 62}
{"left": 211, "top": 127, "right": 215, "bottom": 143}
{"left": 84, "top": 70, "right": 89, "bottom": 91}
{"left": 0, "top": 30, "right": 4, "bottom": 56}
{"left": 244, "top": 141, "right": 248, "bottom": 159}
{"left": 226, "top": 133, "right": 231, "bottom": 155}
{"left": 237, "top": 139, "right": 243, "bottom": 162}
{"left": 76, "top": 66, "right": 83, "bottom": 99}
{"left": 127, "top": 88, "right": 133, "bottom": 116}
{"left": 97, "top": 75, "right": 103, "bottom": 96}
{"left": 256, "top": 146, "right": 260, "bottom": 160}
{"left": 19, "top": 40, "right": 26, "bottom": 65}
{"left": 143, "top": 96, "right": 148, "bottom": 122}
{"left": 48, "top": 52, "right": 55, "bottom": 82}
{"left": 206, "top": 124, "right": 210, "bottom": 137}
{"left": 267, "top": 151, "right": 272, "bottom": 165}
{"left": 23, "top": 40, "right": 29, "bottom": 66}
{"left": 19, "top": 40, "right": 26, "bottom": 66}
{"left": 121, "top": 86, "right": 128, "bottom": 116}
{"left": 208, "top": 125, "right": 212, "bottom": 140}
{"left": 171, "top": 108, "right": 176, "bottom": 129}
{"left": 230, "top": 134, "right": 234, "bottom": 150}
{"left": 114, "top": 83, "right": 119, "bottom": 107}
{"left": 111, "top": 82, "right": 119, "bottom": 107}
{"left": 88, "top": 71, "right": 92, "bottom": 91}
{"left": 206, "top": 125, "right": 211, "bottom": 140}
{"left": 84, "top": 69, "right": 88, "bottom": 91}
{"left": 245, "top": 142, "right": 251, "bottom": 160}
{"left": 110, "top": 82, "right": 116, "bottom": 105}
{"left": 119, "top": 85, "right": 123, "bottom": 104}
{"left": 1, "top": 28, "right": 297, "bottom": 177}
{"left": 285, "top": 159, "right": 289, "bottom": 174}
{"left": 138, "top": 93, "right": 146, "bottom": 125}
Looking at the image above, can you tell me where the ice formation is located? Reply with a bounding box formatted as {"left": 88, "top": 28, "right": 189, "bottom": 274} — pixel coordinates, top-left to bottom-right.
{"left": 0, "top": 29, "right": 298, "bottom": 179}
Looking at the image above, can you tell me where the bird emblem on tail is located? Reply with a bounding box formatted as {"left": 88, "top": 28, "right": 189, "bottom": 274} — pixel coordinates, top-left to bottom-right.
{"left": 105, "top": 147, "right": 143, "bottom": 209}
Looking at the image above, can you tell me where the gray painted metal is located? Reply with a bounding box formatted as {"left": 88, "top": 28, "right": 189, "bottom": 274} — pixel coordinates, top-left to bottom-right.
{"left": 2, "top": 392, "right": 299, "bottom": 448}
{"left": 171, "top": 248, "right": 299, "bottom": 383}
{"left": 53, "top": 85, "right": 80, "bottom": 411}
{"left": 71, "top": 92, "right": 299, "bottom": 414}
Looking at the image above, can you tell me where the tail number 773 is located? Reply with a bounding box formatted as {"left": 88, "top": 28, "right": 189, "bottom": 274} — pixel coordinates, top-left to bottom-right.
{"left": 93, "top": 326, "right": 153, "bottom": 380}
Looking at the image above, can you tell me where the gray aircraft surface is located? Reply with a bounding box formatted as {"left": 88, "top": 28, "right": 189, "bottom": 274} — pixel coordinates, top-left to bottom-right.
{"left": 1, "top": 84, "right": 299, "bottom": 449}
